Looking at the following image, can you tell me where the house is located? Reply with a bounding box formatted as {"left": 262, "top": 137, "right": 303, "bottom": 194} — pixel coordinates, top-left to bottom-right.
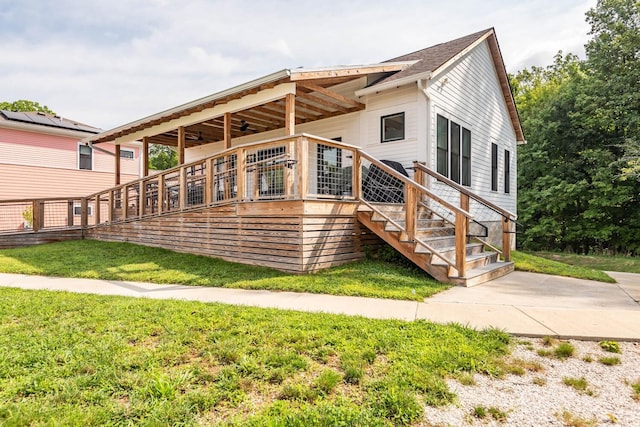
{"left": 1, "top": 28, "right": 524, "bottom": 286}
{"left": 0, "top": 110, "right": 141, "bottom": 200}
{"left": 0, "top": 110, "right": 141, "bottom": 232}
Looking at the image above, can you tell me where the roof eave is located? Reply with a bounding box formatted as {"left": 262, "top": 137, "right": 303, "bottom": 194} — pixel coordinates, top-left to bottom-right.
{"left": 354, "top": 71, "right": 433, "bottom": 97}
{"left": 82, "top": 68, "right": 292, "bottom": 144}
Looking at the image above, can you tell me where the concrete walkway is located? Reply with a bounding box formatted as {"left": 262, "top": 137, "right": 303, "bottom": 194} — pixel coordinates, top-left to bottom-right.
{"left": 1, "top": 271, "right": 638, "bottom": 341}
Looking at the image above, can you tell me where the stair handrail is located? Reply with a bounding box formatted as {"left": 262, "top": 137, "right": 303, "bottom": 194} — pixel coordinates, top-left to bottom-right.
{"left": 357, "top": 151, "right": 474, "bottom": 276}
{"left": 413, "top": 162, "right": 515, "bottom": 261}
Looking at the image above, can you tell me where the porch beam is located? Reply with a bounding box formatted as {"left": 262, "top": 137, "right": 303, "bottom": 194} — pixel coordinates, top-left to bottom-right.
{"left": 297, "top": 82, "right": 365, "bottom": 110}
{"left": 285, "top": 93, "right": 295, "bottom": 136}
{"left": 295, "top": 90, "right": 351, "bottom": 113}
{"left": 289, "top": 63, "right": 410, "bottom": 80}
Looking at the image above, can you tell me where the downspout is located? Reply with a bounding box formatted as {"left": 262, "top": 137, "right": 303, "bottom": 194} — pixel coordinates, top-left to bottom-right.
{"left": 418, "top": 79, "right": 431, "bottom": 183}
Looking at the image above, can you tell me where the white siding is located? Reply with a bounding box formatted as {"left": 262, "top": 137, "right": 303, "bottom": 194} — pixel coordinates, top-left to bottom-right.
{"left": 427, "top": 41, "right": 518, "bottom": 213}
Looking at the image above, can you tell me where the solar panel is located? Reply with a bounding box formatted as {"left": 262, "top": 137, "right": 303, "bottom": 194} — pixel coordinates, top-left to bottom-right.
{"left": 0, "top": 110, "right": 99, "bottom": 134}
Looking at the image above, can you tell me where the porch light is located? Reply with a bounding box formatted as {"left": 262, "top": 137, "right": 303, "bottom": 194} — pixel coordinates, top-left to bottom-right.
{"left": 240, "top": 120, "right": 249, "bottom": 132}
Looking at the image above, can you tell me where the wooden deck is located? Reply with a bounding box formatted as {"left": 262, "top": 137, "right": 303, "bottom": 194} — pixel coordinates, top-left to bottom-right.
{"left": 0, "top": 134, "right": 517, "bottom": 285}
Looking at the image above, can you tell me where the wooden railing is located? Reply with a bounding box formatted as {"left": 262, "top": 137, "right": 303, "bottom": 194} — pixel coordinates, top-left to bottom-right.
{"left": 413, "top": 162, "right": 516, "bottom": 262}
{"left": 356, "top": 152, "right": 475, "bottom": 276}
{"left": 0, "top": 197, "right": 87, "bottom": 233}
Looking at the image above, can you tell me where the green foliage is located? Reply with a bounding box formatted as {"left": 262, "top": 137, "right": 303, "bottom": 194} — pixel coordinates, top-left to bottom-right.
{"left": 512, "top": 251, "right": 615, "bottom": 282}
{"left": 632, "top": 379, "right": 640, "bottom": 400}
{"left": 0, "top": 287, "right": 511, "bottom": 425}
{"left": 562, "top": 377, "right": 594, "bottom": 395}
{"left": 148, "top": 144, "right": 178, "bottom": 170}
{"left": 599, "top": 340, "right": 621, "bottom": 353}
{"left": 554, "top": 342, "right": 576, "bottom": 359}
{"left": 472, "top": 405, "right": 507, "bottom": 422}
{"left": 531, "top": 251, "right": 640, "bottom": 274}
{"left": 0, "top": 240, "right": 448, "bottom": 301}
{"left": 513, "top": 0, "right": 640, "bottom": 255}
{"left": 0, "top": 99, "right": 55, "bottom": 114}
{"left": 598, "top": 356, "right": 621, "bottom": 366}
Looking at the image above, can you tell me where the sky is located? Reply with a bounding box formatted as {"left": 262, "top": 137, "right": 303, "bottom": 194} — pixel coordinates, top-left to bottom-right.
{"left": 0, "top": 0, "right": 597, "bottom": 131}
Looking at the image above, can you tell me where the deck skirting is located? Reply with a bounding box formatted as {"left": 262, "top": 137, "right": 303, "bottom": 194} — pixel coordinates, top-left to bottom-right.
{"left": 84, "top": 200, "right": 383, "bottom": 273}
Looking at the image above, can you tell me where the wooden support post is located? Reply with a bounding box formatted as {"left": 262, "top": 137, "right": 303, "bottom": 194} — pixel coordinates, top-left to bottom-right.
{"left": 179, "top": 166, "right": 187, "bottom": 210}
{"left": 285, "top": 92, "right": 295, "bottom": 136}
{"left": 115, "top": 144, "right": 121, "bottom": 186}
{"left": 405, "top": 186, "right": 417, "bottom": 242}
{"left": 454, "top": 212, "right": 468, "bottom": 277}
{"left": 224, "top": 112, "right": 232, "bottom": 149}
{"left": 460, "top": 193, "right": 470, "bottom": 212}
{"left": 80, "top": 197, "right": 88, "bottom": 228}
{"left": 139, "top": 180, "right": 146, "bottom": 217}
{"left": 285, "top": 139, "right": 296, "bottom": 197}
{"left": 108, "top": 190, "right": 114, "bottom": 223}
{"left": 178, "top": 126, "right": 185, "bottom": 165}
{"left": 205, "top": 158, "right": 214, "bottom": 204}
{"left": 32, "top": 200, "right": 41, "bottom": 232}
{"left": 353, "top": 151, "right": 362, "bottom": 199}
{"left": 142, "top": 137, "right": 149, "bottom": 177}
{"left": 67, "top": 200, "right": 74, "bottom": 227}
{"left": 122, "top": 185, "right": 128, "bottom": 220}
{"left": 413, "top": 162, "right": 425, "bottom": 187}
{"left": 237, "top": 149, "right": 246, "bottom": 201}
{"left": 298, "top": 137, "right": 309, "bottom": 198}
{"left": 95, "top": 195, "right": 101, "bottom": 225}
{"left": 502, "top": 218, "right": 512, "bottom": 262}
{"left": 157, "top": 174, "right": 165, "bottom": 215}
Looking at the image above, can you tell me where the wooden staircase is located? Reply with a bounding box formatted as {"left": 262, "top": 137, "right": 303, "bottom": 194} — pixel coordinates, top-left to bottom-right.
{"left": 357, "top": 202, "right": 514, "bottom": 287}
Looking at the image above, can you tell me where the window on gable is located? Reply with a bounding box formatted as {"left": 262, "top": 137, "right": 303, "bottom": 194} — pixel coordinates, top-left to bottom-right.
{"left": 381, "top": 112, "right": 405, "bottom": 143}
{"left": 79, "top": 145, "right": 92, "bottom": 170}
{"left": 491, "top": 143, "right": 499, "bottom": 192}
{"left": 504, "top": 149, "right": 510, "bottom": 194}
{"left": 120, "top": 149, "right": 134, "bottom": 159}
{"left": 436, "top": 114, "right": 471, "bottom": 185}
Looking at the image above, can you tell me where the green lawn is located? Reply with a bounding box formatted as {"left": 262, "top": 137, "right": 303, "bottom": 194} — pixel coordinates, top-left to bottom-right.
{"left": 0, "top": 240, "right": 449, "bottom": 301}
{"left": 512, "top": 251, "right": 616, "bottom": 283}
{"left": 0, "top": 288, "right": 511, "bottom": 426}
{"left": 529, "top": 251, "right": 640, "bottom": 274}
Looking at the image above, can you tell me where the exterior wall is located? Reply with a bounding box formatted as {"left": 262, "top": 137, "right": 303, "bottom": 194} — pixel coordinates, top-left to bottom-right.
{"left": 0, "top": 126, "right": 140, "bottom": 200}
{"left": 85, "top": 200, "right": 383, "bottom": 273}
{"left": 426, "top": 40, "right": 518, "bottom": 214}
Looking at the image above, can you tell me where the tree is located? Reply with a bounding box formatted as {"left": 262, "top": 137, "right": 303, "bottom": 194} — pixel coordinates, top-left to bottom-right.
{"left": 148, "top": 144, "right": 178, "bottom": 170}
{"left": 512, "top": 0, "right": 640, "bottom": 256}
{"left": 0, "top": 100, "right": 56, "bottom": 115}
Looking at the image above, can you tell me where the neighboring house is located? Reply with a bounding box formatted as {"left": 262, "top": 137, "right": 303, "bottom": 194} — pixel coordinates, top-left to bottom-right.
{"left": 2, "top": 28, "right": 524, "bottom": 285}
{"left": 0, "top": 110, "right": 140, "bottom": 201}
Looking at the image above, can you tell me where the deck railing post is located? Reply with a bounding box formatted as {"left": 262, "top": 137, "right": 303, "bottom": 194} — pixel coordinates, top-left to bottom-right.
{"left": 32, "top": 200, "right": 41, "bottom": 232}
{"left": 237, "top": 148, "right": 246, "bottom": 202}
{"left": 108, "top": 190, "right": 114, "bottom": 223}
{"left": 81, "top": 197, "right": 88, "bottom": 229}
{"left": 157, "top": 174, "right": 165, "bottom": 214}
{"left": 205, "top": 158, "right": 214, "bottom": 204}
{"left": 67, "top": 200, "right": 74, "bottom": 227}
{"left": 95, "top": 194, "right": 101, "bottom": 225}
{"left": 139, "top": 180, "right": 146, "bottom": 218}
{"left": 122, "top": 185, "right": 129, "bottom": 220}
{"left": 405, "top": 185, "right": 417, "bottom": 242}
{"left": 502, "top": 218, "right": 512, "bottom": 261}
{"left": 285, "top": 138, "right": 296, "bottom": 198}
{"left": 455, "top": 211, "right": 467, "bottom": 277}
{"left": 298, "top": 137, "right": 309, "bottom": 199}
{"left": 353, "top": 151, "right": 362, "bottom": 200}
{"left": 413, "top": 161, "right": 425, "bottom": 187}
{"left": 179, "top": 166, "right": 187, "bottom": 210}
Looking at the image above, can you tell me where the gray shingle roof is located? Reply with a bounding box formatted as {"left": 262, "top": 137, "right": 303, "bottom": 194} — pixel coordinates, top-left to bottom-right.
{"left": 0, "top": 110, "right": 100, "bottom": 134}
{"left": 373, "top": 28, "right": 493, "bottom": 86}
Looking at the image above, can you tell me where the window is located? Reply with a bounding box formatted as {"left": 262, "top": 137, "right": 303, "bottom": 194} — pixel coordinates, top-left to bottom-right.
{"left": 491, "top": 143, "right": 499, "bottom": 192}
{"left": 436, "top": 114, "right": 471, "bottom": 185}
{"left": 73, "top": 205, "right": 93, "bottom": 216}
{"left": 120, "top": 149, "right": 134, "bottom": 159}
{"left": 79, "top": 144, "right": 92, "bottom": 170}
{"left": 504, "top": 149, "right": 510, "bottom": 194}
{"left": 381, "top": 112, "right": 405, "bottom": 143}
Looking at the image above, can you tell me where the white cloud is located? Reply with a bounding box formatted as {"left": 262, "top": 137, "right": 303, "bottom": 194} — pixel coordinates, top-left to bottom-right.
{"left": 0, "top": 0, "right": 599, "bottom": 129}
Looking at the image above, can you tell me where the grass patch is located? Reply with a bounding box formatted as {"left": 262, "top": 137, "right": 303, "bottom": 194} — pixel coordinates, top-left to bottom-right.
{"left": 0, "top": 240, "right": 449, "bottom": 301}
{"left": 599, "top": 341, "right": 621, "bottom": 353}
{"left": 472, "top": 405, "right": 508, "bottom": 422}
{"left": 554, "top": 342, "right": 575, "bottom": 359}
{"left": 512, "top": 251, "right": 615, "bottom": 282}
{"left": 0, "top": 287, "right": 511, "bottom": 426}
{"left": 532, "top": 251, "right": 640, "bottom": 274}
{"left": 631, "top": 379, "right": 640, "bottom": 400}
{"left": 556, "top": 410, "right": 597, "bottom": 426}
{"left": 562, "top": 377, "right": 594, "bottom": 395}
{"left": 598, "top": 356, "right": 621, "bottom": 366}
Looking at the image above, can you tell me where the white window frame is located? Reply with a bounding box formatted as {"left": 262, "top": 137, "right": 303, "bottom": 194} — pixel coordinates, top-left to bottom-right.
{"left": 436, "top": 113, "right": 472, "bottom": 186}
{"left": 380, "top": 112, "right": 405, "bottom": 143}
{"left": 78, "top": 143, "right": 93, "bottom": 171}
{"left": 73, "top": 204, "right": 93, "bottom": 216}
{"left": 120, "top": 148, "right": 135, "bottom": 159}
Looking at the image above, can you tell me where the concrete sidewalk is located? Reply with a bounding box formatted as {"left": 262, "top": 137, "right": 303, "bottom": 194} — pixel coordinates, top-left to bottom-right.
{"left": 1, "top": 271, "right": 638, "bottom": 341}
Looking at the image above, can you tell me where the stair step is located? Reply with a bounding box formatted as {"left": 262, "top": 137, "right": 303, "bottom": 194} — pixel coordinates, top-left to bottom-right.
{"left": 432, "top": 251, "right": 498, "bottom": 269}
{"left": 450, "top": 262, "right": 515, "bottom": 287}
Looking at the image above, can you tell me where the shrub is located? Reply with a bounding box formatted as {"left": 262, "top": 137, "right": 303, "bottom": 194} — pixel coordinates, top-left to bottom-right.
{"left": 599, "top": 341, "right": 621, "bottom": 353}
